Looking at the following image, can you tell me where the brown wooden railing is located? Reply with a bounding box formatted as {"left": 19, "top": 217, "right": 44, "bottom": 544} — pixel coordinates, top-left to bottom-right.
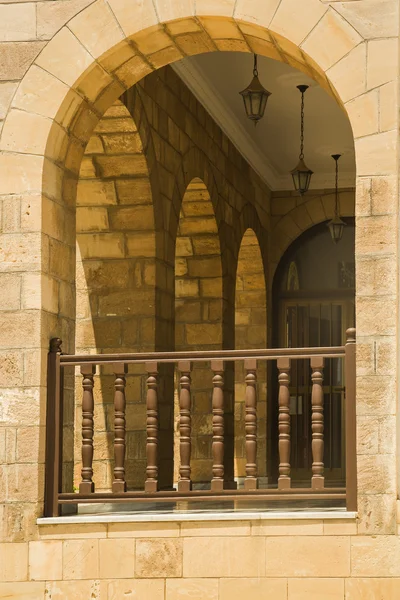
{"left": 44, "top": 329, "right": 357, "bottom": 517}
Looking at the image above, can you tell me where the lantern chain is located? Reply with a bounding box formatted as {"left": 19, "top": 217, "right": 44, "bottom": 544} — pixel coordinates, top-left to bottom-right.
{"left": 335, "top": 156, "right": 339, "bottom": 217}
{"left": 299, "top": 89, "right": 305, "bottom": 160}
{"left": 253, "top": 54, "right": 258, "bottom": 77}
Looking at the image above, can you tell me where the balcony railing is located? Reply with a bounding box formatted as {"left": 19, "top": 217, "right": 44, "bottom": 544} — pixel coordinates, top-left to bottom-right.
{"left": 44, "top": 329, "right": 357, "bottom": 517}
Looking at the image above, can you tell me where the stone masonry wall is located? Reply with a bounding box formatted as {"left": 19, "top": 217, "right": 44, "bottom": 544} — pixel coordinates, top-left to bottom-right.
{"left": 3, "top": 516, "right": 400, "bottom": 600}
{"left": 0, "top": 1, "right": 398, "bottom": 597}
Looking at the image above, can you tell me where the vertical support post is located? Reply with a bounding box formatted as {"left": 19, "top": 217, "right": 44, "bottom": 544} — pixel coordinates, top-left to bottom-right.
{"left": 345, "top": 328, "right": 357, "bottom": 511}
{"left": 244, "top": 359, "right": 258, "bottom": 490}
{"left": 178, "top": 361, "right": 192, "bottom": 492}
{"left": 145, "top": 362, "right": 159, "bottom": 493}
{"left": 44, "top": 338, "right": 62, "bottom": 517}
{"left": 278, "top": 357, "right": 291, "bottom": 490}
{"left": 311, "top": 356, "right": 325, "bottom": 490}
{"left": 211, "top": 360, "right": 225, "bottom": 491}
{"left": 80, "top": 364, "right": 96, "bottom": 494}
{"left": 113, "top": 363, "right": 128, "bottom": 493}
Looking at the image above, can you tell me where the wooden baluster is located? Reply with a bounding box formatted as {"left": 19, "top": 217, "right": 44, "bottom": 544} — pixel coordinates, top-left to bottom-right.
{"left": 244, "top": 359, "right": 258, "bottom": 490}
{"left": 311, "top": 356, "right": 325, "bottom": 490}
{"left": 80, "top": 364, "right": 96, "bottom": 494}
{"left": 145, "top": 362, "right": 159, "bottom": 493}
{"left": 278, "top": 358, "right": 291, "bottom": 490}
{"left": 113, "top": 363, "right": 128, "bottom": 493}
{"left": 345, "top": 328, "right": 357, "bottom": 511}
{"left": 211, "top": 360, "right": 225, "bottom": 491}
{"left": 178, "top": 361, "right": 192, "bottom": 492}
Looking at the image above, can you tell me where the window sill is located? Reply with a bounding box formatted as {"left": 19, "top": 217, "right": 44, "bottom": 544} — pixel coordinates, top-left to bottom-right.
{"left": 37, "top": 509, "right": 357, "bottom": 525}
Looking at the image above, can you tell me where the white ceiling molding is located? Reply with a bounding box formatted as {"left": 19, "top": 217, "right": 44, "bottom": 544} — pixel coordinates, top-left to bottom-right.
{"left": 172, "top": 60, "right": 284, "bottom": 191}
{"left": 172, "top": 60, "right": 355, "bottom": 191}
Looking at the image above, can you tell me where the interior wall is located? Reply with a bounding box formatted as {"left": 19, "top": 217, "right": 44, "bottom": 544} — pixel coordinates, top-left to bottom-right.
{"left": 75, "top": 99, "right": 155, "bottom": 491}
{"left": 73, "top": 66, "right": 272, "bottom": 493}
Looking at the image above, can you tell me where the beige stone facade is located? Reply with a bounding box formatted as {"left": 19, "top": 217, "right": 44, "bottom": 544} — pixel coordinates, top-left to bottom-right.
{"left": 0, "top": 0, "right": 399, "bottom": 598}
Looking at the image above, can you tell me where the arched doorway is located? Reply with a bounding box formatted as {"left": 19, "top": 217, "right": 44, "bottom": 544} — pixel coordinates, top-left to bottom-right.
{"left": 271, "top": 219, "right": 355, "bottom": 484}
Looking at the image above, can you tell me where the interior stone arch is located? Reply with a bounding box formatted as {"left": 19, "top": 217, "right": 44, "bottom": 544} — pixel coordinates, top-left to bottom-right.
{"left": 174, "top": 177, "right": 223, "bottom": 485}
{"left": 234, "top": 228, "right": 268, "bottom": 483}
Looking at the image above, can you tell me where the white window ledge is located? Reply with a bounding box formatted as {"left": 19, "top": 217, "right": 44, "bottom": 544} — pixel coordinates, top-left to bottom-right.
{"left": 38, "top": 510, "right": 357, "bottom": 525}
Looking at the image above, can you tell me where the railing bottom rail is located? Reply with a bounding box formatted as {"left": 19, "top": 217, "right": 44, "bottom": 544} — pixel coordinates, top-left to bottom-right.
{"left": 58, "top": 488, "right": 346, "bottom": 505}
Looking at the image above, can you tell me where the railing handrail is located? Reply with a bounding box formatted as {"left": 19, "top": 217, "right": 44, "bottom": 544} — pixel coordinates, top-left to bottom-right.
{"left": 59, "top": 345, "right": 346, "bottom": 366}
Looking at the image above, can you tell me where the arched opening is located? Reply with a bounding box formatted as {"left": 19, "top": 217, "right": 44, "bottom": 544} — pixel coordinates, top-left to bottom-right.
{"left": 52, "top": 38, "right": 358, "bottom": 502}
{"left": 9, "top": 5, "right": 396, "bottom": 522}
{"left": 270, "top": 219, "right": 355, "bottom": 484}
{"left": 174, "top": 178, "right": 223, "bottom": 485}
{"left": 75, "top": 98, "right": 155, "bottom": 491}
{"left": 234, "top": 229, "right": 267, "bottom": 484}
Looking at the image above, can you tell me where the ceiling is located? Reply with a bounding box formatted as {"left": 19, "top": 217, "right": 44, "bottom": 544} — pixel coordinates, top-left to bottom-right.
{"left": 173, "top": 52, "right": 356, "bottom": 192}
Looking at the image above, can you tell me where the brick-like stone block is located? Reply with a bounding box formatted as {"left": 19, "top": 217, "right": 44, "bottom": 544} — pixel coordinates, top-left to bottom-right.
{"left": 264, "top": 536, "right": 350, "bottom": 577}
{"left": 99, "top": 538, "right": 135, "bottom": 579}
{"left": 29, "top": 541, "right": 62, "bottom": 581}
{"left": 63, "top": 540, "right": 99, "bottom": 580}
{"left": 183, "top": 537, "right": 265, "bottom": 578}
{"left": 0, "top": 542, "right": 28, "bottom": 582}
{"left": 135, "top": 539, "right": 183, "bottom": 578}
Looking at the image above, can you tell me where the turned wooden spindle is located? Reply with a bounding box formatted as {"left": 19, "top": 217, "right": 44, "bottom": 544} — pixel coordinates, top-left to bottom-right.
{"left": 244, "top": 359, "right": 258, "bottom": 490}
{"left": 278, "top": 357, "right": 291, "bottom": 490}
{"left": 311, "top": 356, "right": 325, "bottom": 490}
{"left": 80, "top": 364, "right": 96, "bottom": 494}
{"left": 211, "top": 360, "right": 225, "bottom": 491}
{"left": 112, "top": 363, "right": 128, "bottom": 493}
{"left": 178, "top": 361, "right": 192, "bottom": 492}
{"left": 145, "top": 362, "right": 159, "bottom": 493}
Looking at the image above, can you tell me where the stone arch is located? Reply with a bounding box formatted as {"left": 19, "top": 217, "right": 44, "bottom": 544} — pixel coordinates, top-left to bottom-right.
{"left": 171, "top": 147, "right": 234, "bottom": 345}
{"left": 270, "top": 190, "right": 355, "bottom": 281}
{"left": 0, "top": 4, "right": 396, "bottom": 521}
{"left": 75, "top": 97, "right": 157, "bottom": 491}
{"left": 174, "top": 177, "right": 223, "bottom": 484}
{"left": 0, "top": 12, "right": 366, "bottom": 358}
{"left": 174, "top": 177, "right": 223, "bottom": 353}
{"left": 234, "top": 226, "right": 268, "bottom": 482}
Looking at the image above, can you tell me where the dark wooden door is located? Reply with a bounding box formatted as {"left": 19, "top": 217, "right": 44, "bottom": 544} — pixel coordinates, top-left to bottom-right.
{"left": 280, "top": 300, "right": 353, "bottom": 484}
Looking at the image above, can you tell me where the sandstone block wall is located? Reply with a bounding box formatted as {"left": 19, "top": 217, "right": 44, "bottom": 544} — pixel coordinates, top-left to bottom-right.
{"left": 1, "top": 517, "right": 400, "bottom": 600}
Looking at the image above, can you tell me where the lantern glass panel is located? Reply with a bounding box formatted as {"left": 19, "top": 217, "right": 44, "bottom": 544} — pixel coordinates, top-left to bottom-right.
{"left": 291, "top": 159, "right": 313, "bottom": 195}
{"left": 328, "top": 217, "right": 346, "bottom": 244}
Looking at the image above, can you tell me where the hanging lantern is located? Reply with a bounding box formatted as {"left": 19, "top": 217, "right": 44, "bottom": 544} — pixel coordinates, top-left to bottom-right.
{"left": 328, "top": 154, "right": 346, "bottom": 244}
{"left": 291, "top": 85, "right": 313, "bottom": 195}
{"left": 240, "top": 54, "right": 271, "bottom": 126}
